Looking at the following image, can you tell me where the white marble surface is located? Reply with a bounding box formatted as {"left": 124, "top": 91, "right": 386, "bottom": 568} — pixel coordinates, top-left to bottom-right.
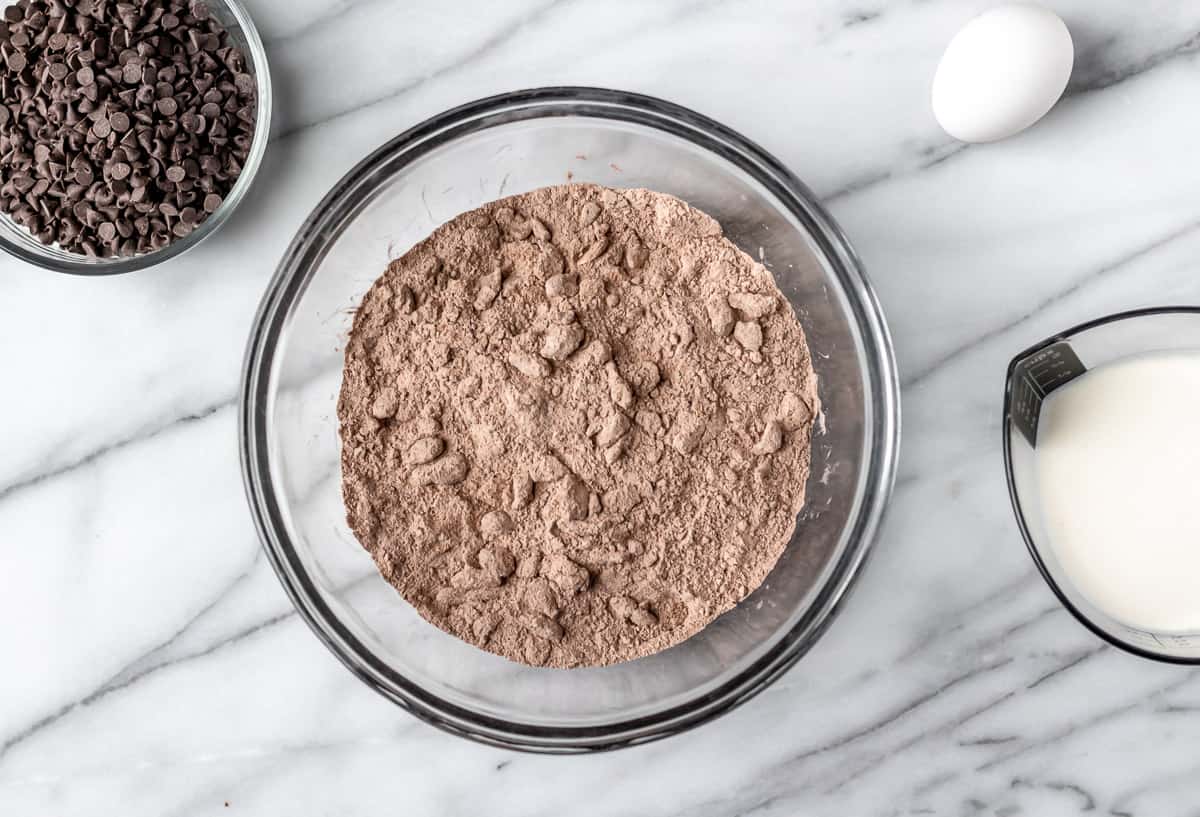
{"left": 3, "top": 0, "right": 1200, "bottom": 813}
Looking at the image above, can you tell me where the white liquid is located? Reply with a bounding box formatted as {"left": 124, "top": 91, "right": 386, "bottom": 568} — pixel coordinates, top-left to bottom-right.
{"left": 1036, "top": 349, "right": 1200, "bottom": 633}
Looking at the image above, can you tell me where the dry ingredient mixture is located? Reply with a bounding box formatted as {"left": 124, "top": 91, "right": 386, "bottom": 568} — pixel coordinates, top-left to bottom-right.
{"left": 0, "top": 0, "right": 257, "bottom": 256}
{"left": 338, "top": 183, "right": 820, "bottom": 668}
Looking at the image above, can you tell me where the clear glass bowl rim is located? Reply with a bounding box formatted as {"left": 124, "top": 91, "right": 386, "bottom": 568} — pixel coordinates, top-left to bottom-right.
{"left": 240, "top": 86, "right": 901, "bottom": 752}
{"left": 0, "top": 0, "right": 272, "bottom": 275}
{"left": 1003, "top": 305, "right": 1200, "bottom": 665}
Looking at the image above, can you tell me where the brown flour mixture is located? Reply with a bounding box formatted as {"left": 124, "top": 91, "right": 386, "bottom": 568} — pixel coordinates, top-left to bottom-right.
{"left": 338, "top": 183, "right": 820, "bottom": 668}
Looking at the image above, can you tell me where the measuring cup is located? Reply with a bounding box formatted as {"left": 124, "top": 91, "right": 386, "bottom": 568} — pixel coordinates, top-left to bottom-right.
{"left": 1003, "top": 306, "right": 1200, "bottom": 663}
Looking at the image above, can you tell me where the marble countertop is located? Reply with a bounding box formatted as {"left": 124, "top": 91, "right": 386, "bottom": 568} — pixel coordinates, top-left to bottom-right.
{"left": 4, "top": 0, "right": 1200, "bottom": 814}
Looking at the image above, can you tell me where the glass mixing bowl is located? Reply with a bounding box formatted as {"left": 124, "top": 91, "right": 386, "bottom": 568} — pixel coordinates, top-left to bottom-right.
{"left": 0, "top": 0, "right": 271, "bottom": 275}
{"left": 240, "top": 88, "right": 900, "bottom": 751}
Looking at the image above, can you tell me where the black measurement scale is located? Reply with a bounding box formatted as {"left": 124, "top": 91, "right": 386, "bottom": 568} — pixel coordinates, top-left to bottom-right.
{"left": 1010, "top": 341, "right": 1087, "bottom": 447}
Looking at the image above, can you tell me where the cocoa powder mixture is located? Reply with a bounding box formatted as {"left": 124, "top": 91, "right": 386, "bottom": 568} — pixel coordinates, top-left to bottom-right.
{"left": 338, "top": 183, "right": 820, "bottom": 668}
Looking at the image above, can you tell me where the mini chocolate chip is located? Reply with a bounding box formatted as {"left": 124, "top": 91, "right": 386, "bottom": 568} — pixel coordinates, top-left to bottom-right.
{"left": 0, "top": 0, "right": 258, "bottom": 257}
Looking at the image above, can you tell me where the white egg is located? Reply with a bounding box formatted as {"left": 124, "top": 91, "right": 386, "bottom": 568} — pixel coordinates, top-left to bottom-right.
{"left": 932, "top": 3, "right": 1074, "bottom": 143}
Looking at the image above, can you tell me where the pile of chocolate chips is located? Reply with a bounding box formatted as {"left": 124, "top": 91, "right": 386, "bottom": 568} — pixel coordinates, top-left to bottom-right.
{"left": 0, "top": 0, "right": 257, "bottom": 257}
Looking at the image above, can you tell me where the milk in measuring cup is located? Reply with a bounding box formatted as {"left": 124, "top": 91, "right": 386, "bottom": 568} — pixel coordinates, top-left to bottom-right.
{"left": 1035, "top": 349, "right": 1200, "bottom": 633}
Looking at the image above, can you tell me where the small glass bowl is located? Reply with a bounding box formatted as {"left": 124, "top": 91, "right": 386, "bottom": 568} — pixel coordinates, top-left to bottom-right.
{"left": 240, "top": 88, "right": 900, "bottom": 751}
{"left": 1004, "top": 307, "right": 1200, "bottom": 663}
{"left": 0, "top": 0, "right": 271, "bottom": 275}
